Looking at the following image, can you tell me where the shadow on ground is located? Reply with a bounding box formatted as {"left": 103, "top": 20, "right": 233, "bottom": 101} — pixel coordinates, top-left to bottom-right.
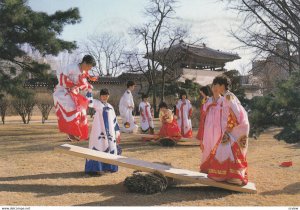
{"left": 0, "top": 171, "right": 233, "bottom": 205}
{"left": 260, "top": 182, "right": 300, "bottom": 195}
{"left": 0, "top": 171, "right": 86, "bottom": 182}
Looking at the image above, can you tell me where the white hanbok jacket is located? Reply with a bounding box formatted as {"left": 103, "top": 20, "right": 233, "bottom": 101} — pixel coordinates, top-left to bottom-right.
{"left": 118, "top": 90, "right": 138, "bottom": 133}
{"left": 89, "top": 99, "right": 120, "bottom": 154}
{"left": 176, "top": 99, "right": 193, "bottom": 137}
{"left": 139, "top": 101, "right": 154, "bottom": 132}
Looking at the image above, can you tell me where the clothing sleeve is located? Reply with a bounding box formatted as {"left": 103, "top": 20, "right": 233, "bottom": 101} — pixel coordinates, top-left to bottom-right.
{"left": 176, "top": 101, "right": 180, "bottom": 117}
{"left": 60, "top": 64, "right": 71, "bottom": 78}
{"left": 119, "top": 94, "right": 124, "bottom": 109}
{"left": 124, "top": 92, "right": 134, "bottom": 108}
{"left": 86, "top": 91, "right": 94, "bottom": 108}
{"left": 166, "top": 109, "right": 174, "bottom": 123}
{"left": 59, "top": 65, "right": 76, "bottom": 88}
{"left": 227, "top": 103, "right": 250, "bottom": 143}
{"left": 118, "top": 94, "right": 126, "bottom": 116}
{"left": 188, "top": 101, "right": 192, "bottom": 118}
{"left": 202, "top": 98, "right": 210, "bottom": 112}
{"left": 230, "top": 99, "right": 242, "bottom": 124}
{"left": 92, "top": 99, "right": 102, "bottom": 112}
{"left": 130, "top": 94, "right": 134, "bottom": 108}
{"left": 222, "top": 93, "right": 244, "bottom": 134}
{"left": 225, "top": 94, "right": 242, "bottom": 124}
{"left": 221, "top": 96, "right": 230, "bottom": 133}
{"left": 112, "top": 108, "right": 121, "bottom": 144}
{"left": 78, "top": 74, "right": 93, "bottom": 91}
{"left": 159, "top": 111, "right": 164, "bottom": 122}
{"left": 139, "top": 103, "right": 145, "bottom": 119}
{"left": 59, "top": 73, "right": 75, "bottom": 88}
{"left": 188, "top": 107, "right": 192, "bottom": 118}
{"left": 123, "top": 93, "right": 129, "bottom": 108}
{"left": 176, "top": 106, "right": 179, "bottom": 117}
{"left": 148, "top": 103, "right": 153, "bottom": 120}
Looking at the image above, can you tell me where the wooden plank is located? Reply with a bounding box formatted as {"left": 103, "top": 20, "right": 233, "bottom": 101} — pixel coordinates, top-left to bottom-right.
{"left": 54, "top": 144, "right": 257, "bottom": 194}
{"left": 133, "top": 133, "right": 199, "bottom": 142}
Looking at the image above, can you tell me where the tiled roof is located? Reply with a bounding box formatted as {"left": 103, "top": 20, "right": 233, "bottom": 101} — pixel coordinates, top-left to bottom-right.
{"left": 24, "top": 73, "right": 146, "bottom": 87}
{"left": 147, "top": 41, "right": 240, "bottom": 62}
{"left": 180, "top": 43, "right": 240, "bottom": 61}
{"left": 90, "top": 73, "right": 146, "bottom": 84}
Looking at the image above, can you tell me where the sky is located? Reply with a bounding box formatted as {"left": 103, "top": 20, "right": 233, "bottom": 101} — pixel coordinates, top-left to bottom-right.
{"left": 28, "top": 0, "right": 254, "bottom": 73}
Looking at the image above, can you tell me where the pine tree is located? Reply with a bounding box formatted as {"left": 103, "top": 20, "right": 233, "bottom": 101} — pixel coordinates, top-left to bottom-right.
{"left": 0, "top": 0, "right": 81, "bottom": 97}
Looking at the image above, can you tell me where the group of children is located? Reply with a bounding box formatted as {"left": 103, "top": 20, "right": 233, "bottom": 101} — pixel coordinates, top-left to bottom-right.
{"left": 115, "top": 80, "right": 194, "bottom": 143}
{"left": 138, "top": 89, "right": 194, "bottom": 142}
{"left": 53, "top": 54, "right": 249, "bottom": 185}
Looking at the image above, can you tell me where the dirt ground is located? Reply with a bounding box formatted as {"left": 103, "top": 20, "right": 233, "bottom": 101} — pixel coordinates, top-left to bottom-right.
{"left": 0, "top": 115, "right": 299, "bottom": 206}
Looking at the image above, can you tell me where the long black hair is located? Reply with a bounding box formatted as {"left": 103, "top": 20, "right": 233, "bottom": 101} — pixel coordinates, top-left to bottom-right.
{"left": 179, "top": 89, "right": 188, "bottom": 99}
{"left": 200, "top": 85, "right": 211, "bottom": 97}
{"left": 141, "top": 93, "right": 149, "bottom": 100}
{"left": 212, "top": 75, "right": 231, "bottom": 90}
{"left": 159, "top": 101, "right": 168, "bottom": 109}
{"left": 127, "top": 80, "right": 136, "bottom": 88}
{"left": 81, "top": 55, "right": 96, "bottom": 67}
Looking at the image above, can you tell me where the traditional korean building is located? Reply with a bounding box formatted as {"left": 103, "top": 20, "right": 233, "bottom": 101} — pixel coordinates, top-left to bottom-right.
{"left": 154, "top": 40, "right": 240, "bottom": 70}
{"left": 144, "top": 40, "right": 241, "bottom": 86}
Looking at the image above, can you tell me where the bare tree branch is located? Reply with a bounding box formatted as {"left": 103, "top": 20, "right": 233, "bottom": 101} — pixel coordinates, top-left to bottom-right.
{"left": 80, "top": 32, "right": 125, "bottom": 76}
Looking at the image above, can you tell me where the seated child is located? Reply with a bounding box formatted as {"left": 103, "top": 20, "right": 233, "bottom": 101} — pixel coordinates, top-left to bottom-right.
{"left": 158, "top": 102, "right": 181, "bottom": 141}
{"left": 85, "top": 88, "right": 121, "bottom": 175}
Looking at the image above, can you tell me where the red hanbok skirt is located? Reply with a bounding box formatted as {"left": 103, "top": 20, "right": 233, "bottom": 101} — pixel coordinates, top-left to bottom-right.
{"left": 55, "top": 91, "right": 89, "bottom": 140}
{"left": 159, "top": 119, "right": 182, "bottom": 141}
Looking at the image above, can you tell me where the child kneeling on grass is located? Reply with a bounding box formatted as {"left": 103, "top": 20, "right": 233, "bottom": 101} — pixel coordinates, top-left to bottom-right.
{"left": 158, "top": 102, "right": 181, "bottom": 142}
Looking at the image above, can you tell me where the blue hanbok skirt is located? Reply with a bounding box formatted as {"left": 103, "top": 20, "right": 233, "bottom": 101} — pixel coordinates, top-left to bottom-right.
{"left": 85, "top": 145, "right": 122, "bottom": 173}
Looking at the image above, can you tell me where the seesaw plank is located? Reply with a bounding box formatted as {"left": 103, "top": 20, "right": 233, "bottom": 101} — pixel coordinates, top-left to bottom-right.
{"left": 54, "top": 143, "right": 256, "bottom": 193}
{"left": 133, "top": 133, "right": 199, "bottom": 142}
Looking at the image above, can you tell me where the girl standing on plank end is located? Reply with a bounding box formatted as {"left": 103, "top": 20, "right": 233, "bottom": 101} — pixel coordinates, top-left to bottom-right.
{"left": 206, "top": 75, "right": 249, "bottom": 185}
{"left": 85, "top": 88, "right": 121, "bottom": 175}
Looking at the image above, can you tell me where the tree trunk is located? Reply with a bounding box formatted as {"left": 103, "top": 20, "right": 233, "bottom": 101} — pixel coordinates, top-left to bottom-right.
{"left": 161, "top": 64, "right": 166, "bottom": 102}
{"left": 27, "top": 113, "right": 32, "bottom": 124}
{"left": 21, "top": 115, "right": 26, "bottom": 124}
{"left": 298, "top": 39, "right": 300, "bottom": 70}
{"left": 153, "top": 85, "right": 158, "bottom": 118}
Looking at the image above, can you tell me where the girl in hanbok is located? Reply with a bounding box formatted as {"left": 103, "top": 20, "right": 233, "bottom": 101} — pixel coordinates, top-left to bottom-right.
{"left": 198, "top": 85, "right": 223, "bottom": 173}
{"left": 118, "top": 81, "right": 138, "bottom": 133}
{"left": 176, "top": 90, "right": 193, "bottom": 138}
{"left": 158, "top": 102, "right": 181, "bottom": 141}
{"left": 206, "top": 75, "right": 250, "bottom": 185}
{"left": 196, "top": 85, "right": 211, "bottom": 142}
{"left": 139, "top": 94, "right": 154, "bottom": 134}
{"left": 53, "top": 55, "right": 96, "bottom": 141}
{"left": 85, "top": 88, "right": 121, "bottom": 175}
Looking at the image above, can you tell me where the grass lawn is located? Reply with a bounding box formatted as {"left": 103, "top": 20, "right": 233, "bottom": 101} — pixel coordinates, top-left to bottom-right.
{"left": 0, "top": 116, "right": 299, "bottom": 206}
